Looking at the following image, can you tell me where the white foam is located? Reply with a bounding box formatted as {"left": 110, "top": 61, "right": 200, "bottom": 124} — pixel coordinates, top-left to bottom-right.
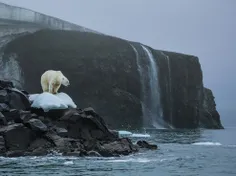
{"left": 105, "top": 158, "right": 151, "bottom": 163}
{"left": 192, "top": 142, "right": 222, "bottom": 146}
{"left": 130, "top": 133, "right": 151, "bottom": 138}
{"left": 64, "top": 161, "right": 74, "bottom": 165}
{"left": 30, "top": 92, "right": 77, "bottom": 112}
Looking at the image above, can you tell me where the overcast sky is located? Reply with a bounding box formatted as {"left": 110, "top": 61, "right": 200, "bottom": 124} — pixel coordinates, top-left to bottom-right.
{"left": 1, "top": 0, "right": 236, "bottom": 124}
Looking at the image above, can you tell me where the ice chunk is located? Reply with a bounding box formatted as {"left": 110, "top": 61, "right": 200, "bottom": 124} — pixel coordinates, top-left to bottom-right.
{"left": 29, "top": 94, "right": 39, "bottom": 102}
{"left": 31, "top": 92, "right": 68, "bottom": 112}
{"left": 55, "top": 92, "right": 77, "bottom": 108}
{"left": 118, "top": 130, "right": 132, "bottom": 137}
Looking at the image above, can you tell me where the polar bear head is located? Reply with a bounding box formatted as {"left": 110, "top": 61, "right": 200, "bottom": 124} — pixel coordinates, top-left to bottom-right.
{"left": 58, "top": 71, "right": 70, "bottom": 87}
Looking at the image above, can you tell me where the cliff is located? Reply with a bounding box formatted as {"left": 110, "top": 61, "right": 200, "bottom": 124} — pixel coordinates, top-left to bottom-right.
{"left": 0, "top": 3, "right": 223, "bottom": 129}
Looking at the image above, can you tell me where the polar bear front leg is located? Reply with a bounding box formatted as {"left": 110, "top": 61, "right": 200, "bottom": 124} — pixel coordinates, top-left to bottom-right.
{"left": 49, "top": 80, "right": 54, "bottom": 94}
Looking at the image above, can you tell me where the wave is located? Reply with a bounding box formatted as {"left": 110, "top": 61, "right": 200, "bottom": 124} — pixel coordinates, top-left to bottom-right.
{"left": 192, "top": 142, "right": 222, "bottom": 146}
{"left": 130, "top": 133, "right": 151, "bottom": 138}
{"left": 63, "top": 161, "right": 74, "bottom": 165}
{"left": 118, "top": 130, "right": 150, "bottom": 138}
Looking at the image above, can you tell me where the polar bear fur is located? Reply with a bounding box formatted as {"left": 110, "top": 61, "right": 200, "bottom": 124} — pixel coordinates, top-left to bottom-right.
{"left": 40, "top": 70, "right": 70, "bottom": 94}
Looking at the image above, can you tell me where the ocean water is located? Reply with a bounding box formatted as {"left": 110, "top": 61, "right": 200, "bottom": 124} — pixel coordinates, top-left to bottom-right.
{"left": 0, "top": 127, "right": 235, "bottom": 176}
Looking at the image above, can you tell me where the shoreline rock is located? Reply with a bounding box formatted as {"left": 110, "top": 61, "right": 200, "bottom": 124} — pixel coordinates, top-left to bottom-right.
{"left": 0, "top": 79, "right": 157, "bottom": 157}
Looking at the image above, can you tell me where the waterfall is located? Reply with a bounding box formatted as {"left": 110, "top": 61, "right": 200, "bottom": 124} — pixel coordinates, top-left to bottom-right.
{"left": 130, "top": 43, "right": 164, "bottom": 128}
{"left": 130, "top": 44, "right": 148, "bottom": 126}
{"left": 141, "top": 45, "right": 164, "bottom": 128}
{"left": 160, "top": 51, "right": 173, "bottom": 125}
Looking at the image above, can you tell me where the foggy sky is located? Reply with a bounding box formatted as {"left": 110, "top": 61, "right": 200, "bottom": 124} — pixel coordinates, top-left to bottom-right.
{"left": 1, "top": 0, "right": 236, "bottom": 125}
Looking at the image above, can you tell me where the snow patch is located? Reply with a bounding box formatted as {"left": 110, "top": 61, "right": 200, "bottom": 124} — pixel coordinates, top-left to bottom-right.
{"left": 30, "top": 92, "right": 77, "bottom": 112}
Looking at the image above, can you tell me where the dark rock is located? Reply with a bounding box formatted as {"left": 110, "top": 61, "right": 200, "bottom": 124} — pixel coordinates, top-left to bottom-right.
{"left": 18, "top": 110, "right": 35, "bottom": 123}
{"left": 200, "top": 88, "right": 224, "bottom": 129}
{"left": 0, "top": 80, "right": 14, "bottom": 89}
{"left": 27, "top": 138, "right": 53, "bottom": 156}
{"left": 63, "top": 151, "right": 83, "bottom": 157}
{"left": 5, "top": 150, "right": 25, "bottom": 157}
{"left": 99, "top": 138, "right": 138, "bottom": 157}
{"left": 0, "top": 80, "right": 156, "bottom": 157}
{"left": 2, "top": 109, "right": 20, "bottom": 122}
{"left": 0, "top": 103, "right": 10, "bottom": 112}
{"left": 136, "top": 140, "right": 158, "bottom": 150}
{"left": 0, "top": 112, "right": 7, "bottom": 125}
{"left": 87, "top": 150, "right": 101, "bottom": 157}
{"left": 53, "top": 126, "right": 68, "bottom": 137}
{"left": 45, "top": 132, "right": 79, "bottom": 153}
{"left": 109, "top": 129, "right": 119, "bottom": 138}
{"left": 0, "top": 124, "right": 35, "bottom": 151}
{"left": 7, "top": 88, "right": 30, "bottom": 110}
{"left": 60, "top": 109, "right": 117, "bottom": 140}
{"left": 83, "top": 107, "right": 95, "bottom": 114}
{"left": 0, "top": 90, "right": 9, "bottom": 102}
{"left": 0, "top": 136, "right": 6, "bottom": 153}
{"left": 26, "top": 119, "right": 48, "bottom": 133}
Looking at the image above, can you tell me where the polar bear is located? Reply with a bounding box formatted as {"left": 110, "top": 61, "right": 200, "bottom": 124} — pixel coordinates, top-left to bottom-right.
{"left": 40, "top": 70, "right": 70, "bottom": 94}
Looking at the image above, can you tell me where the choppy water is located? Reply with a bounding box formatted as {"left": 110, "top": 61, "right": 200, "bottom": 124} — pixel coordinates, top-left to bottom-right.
{"left": 0, "top": 127, "right": 236, "bottom": 176}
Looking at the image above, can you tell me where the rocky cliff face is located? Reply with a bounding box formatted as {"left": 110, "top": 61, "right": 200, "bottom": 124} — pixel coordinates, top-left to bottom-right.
{"left": 200, "top": 88, "right": 223, "bottom": 129}
{"left": 0, "top": 3, "right": 223, "bottom": 129}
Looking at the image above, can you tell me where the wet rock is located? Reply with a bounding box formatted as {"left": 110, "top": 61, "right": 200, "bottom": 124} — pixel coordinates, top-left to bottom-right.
{"left": 0, "top": 136, "right": 6, "bottom": 154}
{"left": 99, "top": 138, "right": 138, "bottom": 157}
{"left": 5, "top": 150, "right": 25, "bottom": 157}
{"left": 18, "top": 110, "right": 35, "bottom": 123}
{"left": 27, "top": 138, "right": 53, "bottom": 156}
{"left": 2, "top": 109, "right": 20, "bottom": 122}
{"left": 0, "top": 80, "right": 14, "bottom": 89}
{"left": 63, "top": 151, "right": 83, "bottom": 157}
{"left": 136, "top": 140, "right": 158, "bottom": 150}
{"left": 53, "top": 126, "right": 68, "bottom": 137}
{"left": 0, "top": 103, "right": 10, "bottom": 112}
{"left": 26, "top": 118, "right": 47, "bottom": 133}
{"left": 0, "top": 90, "right": 9, "bottom": 102}
{"left": 87, "top": 150, "right": 101, "bottom": 157}
{"left": 45, "top": 132, "right": 80, "bottom": 153}
{"left": 0, "top": 123, "right": 35, "bottom": 151}
{"left": 59, "top": 109, "right": 117, "bottom": 140}
{"left": 8, "top": 88, "right": 30, "bottom": 110}
{"left": 200, "top": 88, "right": 224, "bottom": 129}
{"left": 0, "top": 112, "right": 7, "bottom": 125}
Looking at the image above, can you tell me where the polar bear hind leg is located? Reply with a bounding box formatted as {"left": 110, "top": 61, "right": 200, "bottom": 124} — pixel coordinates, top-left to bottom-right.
{"left": 51, "top": 81, "right": 61, "bottom": 94}
{"left": 41, "top": 77, "right": 49, "bottom": 92}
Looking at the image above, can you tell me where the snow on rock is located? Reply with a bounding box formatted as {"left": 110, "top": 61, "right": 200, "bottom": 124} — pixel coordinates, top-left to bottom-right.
{"left": 30, "top": 92, "right": 77, "bottom": 112}
{"left": 55, "top": 92, "right": 77, "bottom": 108}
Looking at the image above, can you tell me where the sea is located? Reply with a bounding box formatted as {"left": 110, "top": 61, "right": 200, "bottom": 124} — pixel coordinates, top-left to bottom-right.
{"left": 0, "top": 122, "right": 235, "bottom": 176}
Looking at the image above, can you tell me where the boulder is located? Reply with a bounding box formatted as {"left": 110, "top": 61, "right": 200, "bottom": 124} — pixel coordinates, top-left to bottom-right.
{"left": 99, "top": 138, "right": 138, "bottom": 157}
{"left": 136, "top": 140, "right": 158, "bottom": 150}
{"left": 0, "top": 90, "right": 9, "bottom": 103}
{"left": 26, "top": 118, "right": 48, "bottom": 133}
{"left": 0, "top": 136, "right": 6, "bottom": 154}
{"left": 0, "top": 103, "right": 10, "bottom": 112}
{"left": 0, "top": 123, "right": 35, "bottom": 151}
{"left": 0, "top": 112, "right": 7, "bottom": 125}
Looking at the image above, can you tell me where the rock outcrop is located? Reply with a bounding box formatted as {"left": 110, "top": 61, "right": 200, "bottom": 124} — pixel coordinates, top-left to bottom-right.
{"left": 200, "top": 88, "right": 223, "bottom": 129}
{"left": 0, "top": 80, "right": 156, "bottom": 157}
